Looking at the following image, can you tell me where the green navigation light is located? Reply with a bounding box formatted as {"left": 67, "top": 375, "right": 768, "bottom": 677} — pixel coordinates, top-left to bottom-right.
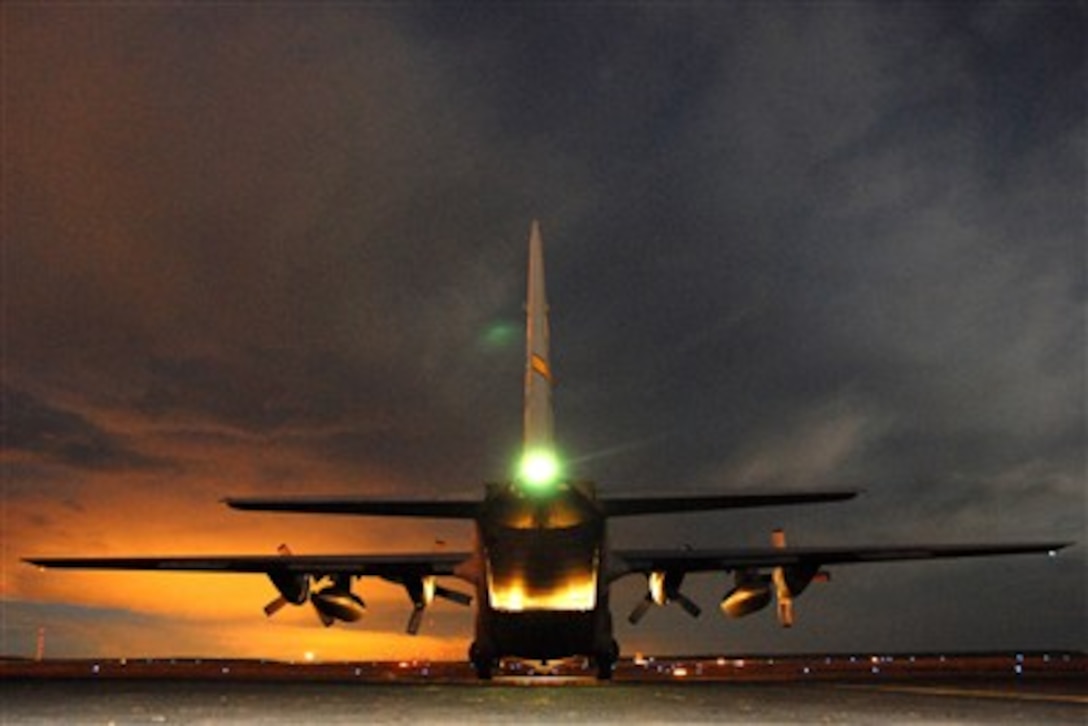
{"left": 518, "top": 449, "right": 561, "bottom": 492}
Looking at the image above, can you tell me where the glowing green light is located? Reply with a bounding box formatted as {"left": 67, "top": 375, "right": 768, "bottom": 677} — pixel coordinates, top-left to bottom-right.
{"left": 518, "top": 449, "right": 561, "bottom": 491}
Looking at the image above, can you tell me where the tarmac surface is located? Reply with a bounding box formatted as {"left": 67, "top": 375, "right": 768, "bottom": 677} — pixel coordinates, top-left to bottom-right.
{"left": 3, "top": 675, "right": 1086, "bottom": 724}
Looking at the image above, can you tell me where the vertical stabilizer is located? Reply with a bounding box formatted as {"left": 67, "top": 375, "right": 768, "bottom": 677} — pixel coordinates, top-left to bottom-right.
{"left": 518, "top": 221, "right": 559, "bottom": 490}
{"left": 524, "top": 220, "right": 553, "bottom": 449}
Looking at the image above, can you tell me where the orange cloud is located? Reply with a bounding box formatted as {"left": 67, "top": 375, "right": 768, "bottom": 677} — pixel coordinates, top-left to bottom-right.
{"left": 5, "top": 393, "right": 476, "bottom": 659}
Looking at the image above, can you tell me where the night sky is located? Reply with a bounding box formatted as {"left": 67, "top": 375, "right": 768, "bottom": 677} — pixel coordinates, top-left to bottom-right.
{"left": 4, "top": 2, "right": 1084, "bottom": 661}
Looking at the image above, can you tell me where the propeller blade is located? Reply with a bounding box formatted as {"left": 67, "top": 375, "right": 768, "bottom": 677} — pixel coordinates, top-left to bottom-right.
{"left": 434, "top": 585, "right": 472, "bottom": 607}
{"left": 675, "top": 592, "right": 702, "bottom": 618}
{"left": 777, "top": 597, "right": 794, "bottom": 628}
{"left": 264, "top": 595, "right": 288, "bottom": 617}
{"left": 628, "top": 595, "right": 654, "bottom": 625}
{"left": 406, "top": 605, "right": 425, "bottom": 635}
{"left": 309, "top": 595, "right": 336, "bottom": 627}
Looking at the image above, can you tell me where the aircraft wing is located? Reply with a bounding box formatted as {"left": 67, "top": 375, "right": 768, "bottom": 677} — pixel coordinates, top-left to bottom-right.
{"left": 26, "top": 550, "right": 476, "bottom": 633}
{"left": 599, "top": 490, "right": 857, "bottom": 516}
{"left": 612, "top": 541, "right": 1071, "bottom": 576}
{"left": 24, "top": 552, "right": 471, "bottom": 577}
{"left": 223, "top": 491, "right": 857, "bottom": 519}
{"left": 223, "top": 496, "right": 482, "bottom": 518}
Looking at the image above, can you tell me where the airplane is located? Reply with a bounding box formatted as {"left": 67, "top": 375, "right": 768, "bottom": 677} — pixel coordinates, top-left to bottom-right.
{"left": 27, "top": 221, "right": 1070, "bottom": 679}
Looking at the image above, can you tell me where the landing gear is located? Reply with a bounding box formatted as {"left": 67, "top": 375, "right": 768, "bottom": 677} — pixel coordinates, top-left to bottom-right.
{"left": 595, "top": 658, "right": 614, "bottom": 680}
{"left": 469, "top": 641, "right": 495, "bottom": 680}
{"left": 474, "top": 660, "right": 493, "bottom": 680}
{"left": 594, "top": 639, "right": 620, "bottom": 681}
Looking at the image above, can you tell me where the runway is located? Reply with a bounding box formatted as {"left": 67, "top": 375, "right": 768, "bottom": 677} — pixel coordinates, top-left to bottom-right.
{"left": 3, "top": 677, "right": 1085, "bottom": 724}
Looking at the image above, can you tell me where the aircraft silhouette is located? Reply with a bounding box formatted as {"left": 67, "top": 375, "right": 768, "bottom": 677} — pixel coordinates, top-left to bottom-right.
{"left": 28, "top": 221, "right": 1069, "bottom": 679}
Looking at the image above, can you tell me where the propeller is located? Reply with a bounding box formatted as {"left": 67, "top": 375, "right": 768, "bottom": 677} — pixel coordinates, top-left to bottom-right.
{"left": 264, "top": 544, "right": 311, "bottom": 617}
{"left": 673, "top": 590, "right": 703, "bottom": 618}
{"left": 263, "top": 545, "right": 366, "bottom": 627}
{"left": 771, "top": 529, "right": 794, "bottom": 627}
{"left": 264, "top": 596, "right": 290, "bottom": 617}
{"left": 314, "top": 603, "right": 336, "bottom": 628}
{"left": 400, "top": 575, "right": 473, "bottom": 635}
{"left": 627, "top": 596, "right": 654, "bottom": 625}
{"left": 768, "top": 528, "right": 828, "bottom": 627}
{"left": 628, "top": 570, "right": 701, "bottom": 624}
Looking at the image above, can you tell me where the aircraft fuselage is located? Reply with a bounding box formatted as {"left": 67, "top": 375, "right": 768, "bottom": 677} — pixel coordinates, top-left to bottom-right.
{"left": 468, "top": 481, "right": 618, "bottom": 677}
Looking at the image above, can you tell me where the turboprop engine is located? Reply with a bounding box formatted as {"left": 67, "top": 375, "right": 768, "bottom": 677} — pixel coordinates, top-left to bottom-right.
{"left": 261, "top": 544, "right": 366, "bottom": 626}
{"left": 719, "top": 573, "right": 772, "bottom": 618}
{"left": 719, "top": 530, "right": 828, "bottom": 627}
{"left": 310, "top": 579, "right": 367, "bottom": 625}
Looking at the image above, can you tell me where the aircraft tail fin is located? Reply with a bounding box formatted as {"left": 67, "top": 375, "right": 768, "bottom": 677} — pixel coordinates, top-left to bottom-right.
{"left": 517, "top": 221, "right": 560, "bottom": 488}
{"left": 524, "top": 220, "right": 553, "bottom": 450}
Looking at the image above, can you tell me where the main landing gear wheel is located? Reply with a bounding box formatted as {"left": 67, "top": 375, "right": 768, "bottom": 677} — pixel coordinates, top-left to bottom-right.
{"left": 594, "top": 639, "right": 620, "bottom": 681}
{"left": 469, "top": 641, "right": 495, "bottom": 680}
{"left": 595, "top": 657, "right": 614, "bottom": 680}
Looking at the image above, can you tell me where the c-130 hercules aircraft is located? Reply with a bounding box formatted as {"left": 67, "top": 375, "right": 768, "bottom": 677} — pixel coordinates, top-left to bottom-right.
{"left": 28, "top": 222, "right": 1069, "bottom": 679}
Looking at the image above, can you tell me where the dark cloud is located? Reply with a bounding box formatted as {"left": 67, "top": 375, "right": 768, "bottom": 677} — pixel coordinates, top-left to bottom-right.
{"left": 4, "top": 2, "right": 1084, "bottom": 657}
{"left": 2, "top": 387, "right": 163, "bottom": 472}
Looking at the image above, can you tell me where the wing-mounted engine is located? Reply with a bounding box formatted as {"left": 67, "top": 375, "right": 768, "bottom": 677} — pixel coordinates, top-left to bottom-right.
{"left": 720, "top": 529, "right": 828, "bottom": 627}
{"left": 263, "top": 544, "right": 311, "bottom": 616}
{"left": 260, "top": 545, "right": 471, "bottom": 632}
{"left": 769, "top": 528, "right": 828, "bottom": 627}
{"left": 310, "top": 574, "right": 367, "bottom": 626}
{"left": 720, "top": 570, "right": 772, "bottom": 617}
{"left": 261, "top": 544, "right": 366, "bottom": 627}
{"left": 628, "top": 570, "right": 702, "bottom": 624}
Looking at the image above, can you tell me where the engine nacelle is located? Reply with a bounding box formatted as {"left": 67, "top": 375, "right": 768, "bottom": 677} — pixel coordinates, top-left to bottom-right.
{"left": 311, "top": 587, "right": 367, "bottom": 623}
{"left": 720, "top": 582, "right": 772, "bottom": 618}
{"left": 268, "top": 571, "right": 309, "bottom": 606}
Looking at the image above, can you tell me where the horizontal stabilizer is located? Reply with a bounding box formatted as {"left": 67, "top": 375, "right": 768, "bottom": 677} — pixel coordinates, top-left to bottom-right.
{"left": 223, "top": 497, "right": 481, "bottom": 519}
{"left": 599, "top": 490, "right": 857, "bottom": 517}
